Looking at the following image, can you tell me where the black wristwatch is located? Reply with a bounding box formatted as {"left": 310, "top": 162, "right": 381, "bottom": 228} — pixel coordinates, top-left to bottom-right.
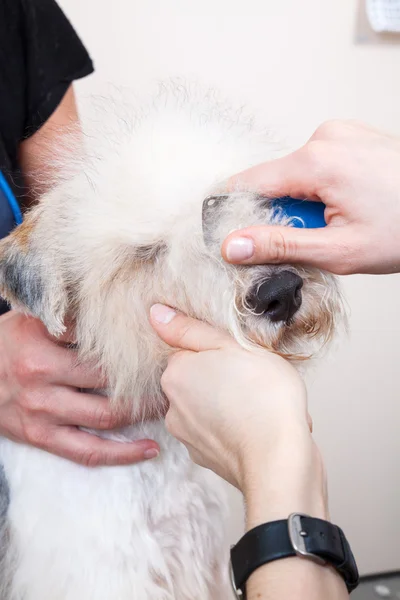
{"left": 230, "top": 513, "right": 359, "bottom": 598}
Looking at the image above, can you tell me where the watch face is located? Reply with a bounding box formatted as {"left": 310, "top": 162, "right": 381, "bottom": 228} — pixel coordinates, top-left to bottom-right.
{"left": 352, "top": 573, "right": 400, "bottom": 599}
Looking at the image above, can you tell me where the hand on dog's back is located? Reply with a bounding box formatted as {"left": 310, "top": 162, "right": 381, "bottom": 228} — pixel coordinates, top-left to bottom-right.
{"left": 0, "top": 312, "right": 159, "bottom": 465}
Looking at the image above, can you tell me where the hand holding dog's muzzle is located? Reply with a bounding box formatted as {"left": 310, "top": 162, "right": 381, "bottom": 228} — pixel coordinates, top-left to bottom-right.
{"left": 150, "top": 303, "right": 314, "bottom": 491}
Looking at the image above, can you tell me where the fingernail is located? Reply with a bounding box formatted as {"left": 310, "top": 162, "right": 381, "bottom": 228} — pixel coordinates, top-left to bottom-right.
{"left": 226, "top": 238, "right": 254, "bottom": 261}
{"left": 150, "top": 304, "right": 177, "bottom": 324}
{"left": 144, "top": 448, "right": 159, "bottom": 460}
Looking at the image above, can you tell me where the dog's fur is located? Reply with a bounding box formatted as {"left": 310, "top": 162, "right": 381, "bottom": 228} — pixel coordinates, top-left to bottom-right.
{"left": 0, "top": 84, "right": 344, "bottom": 599}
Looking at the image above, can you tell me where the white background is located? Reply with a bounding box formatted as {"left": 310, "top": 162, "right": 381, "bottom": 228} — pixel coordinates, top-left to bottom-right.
{"left": 59, "top": 0, "right": 400, "bottom": 575}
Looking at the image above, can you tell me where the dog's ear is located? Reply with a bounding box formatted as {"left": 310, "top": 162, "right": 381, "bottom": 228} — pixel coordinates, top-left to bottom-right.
{"left": 0, "top": 213, "right": 68, "bottom": 336}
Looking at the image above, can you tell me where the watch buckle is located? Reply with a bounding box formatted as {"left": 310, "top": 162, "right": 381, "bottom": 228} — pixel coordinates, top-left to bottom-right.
{"left": 229, "top": 549, "right": 244, "bottom": 599}
{"left": 288, "top": 513, "right": 326, "bottom": 566}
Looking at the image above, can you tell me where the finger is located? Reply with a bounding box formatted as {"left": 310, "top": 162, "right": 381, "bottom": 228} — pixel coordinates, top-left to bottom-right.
{"left": 42, "top": 343, "right": 108, "bottom": 389}
{"left": 17, "top": 319, "right": 106, "bottom": 389}
{"left": 44, "top": 426, "right": 160, "bottom": 467}
{"left": 46, "top": 389, "right": 134, "bottom": 430}
{"left": 227, "top": 148, "right": 321, "bottom": 200}
{"left": 26, "top": 321, "right": 106, "bottom": 388}
{"left": 150, "top": 304, "right": 233, "bottom": 352}
{"left": 222, "top": 224, "right": 359, "bottom": 274}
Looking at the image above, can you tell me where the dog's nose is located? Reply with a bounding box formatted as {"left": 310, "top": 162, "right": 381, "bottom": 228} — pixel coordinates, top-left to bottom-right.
{"left": 248, "top": 271, "right": 303, "bottom": 323}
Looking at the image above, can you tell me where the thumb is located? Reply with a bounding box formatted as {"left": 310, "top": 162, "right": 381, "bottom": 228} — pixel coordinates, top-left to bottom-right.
{"left": 222, "top": 225, "right": 357, "bottom": 274}
{"left": 150, "top": 304, "right": 233, "bottom": 352}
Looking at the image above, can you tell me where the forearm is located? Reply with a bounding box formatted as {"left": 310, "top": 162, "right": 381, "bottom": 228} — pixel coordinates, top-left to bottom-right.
{"left": 240, "top": 430, "right": 349, "bottom": 600}
{"left": 246, "top": 556, "right": 347, "bottom": 600}
{"left": 18, "top": 85, "right": 81, "bottom": 206}
{"left": 151, "top": 310, "right": 356, "bottom": 598}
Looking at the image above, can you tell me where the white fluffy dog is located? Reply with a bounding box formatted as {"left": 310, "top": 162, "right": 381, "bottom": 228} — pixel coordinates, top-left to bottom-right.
{"left": 0, "top": 84, "right": 343, "bottom": 600}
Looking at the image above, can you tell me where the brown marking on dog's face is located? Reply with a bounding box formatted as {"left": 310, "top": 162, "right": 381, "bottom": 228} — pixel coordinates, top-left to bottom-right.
{"left": 10, "top": 213, "right": 38, "bottom": 252}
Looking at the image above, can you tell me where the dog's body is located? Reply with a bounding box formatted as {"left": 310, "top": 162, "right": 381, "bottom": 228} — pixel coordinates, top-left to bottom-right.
{"left": 0, "top": 425, "right": 227, "bottom": 599}
{"left": 0, "top": 84, "right": 343, "bottom": 599}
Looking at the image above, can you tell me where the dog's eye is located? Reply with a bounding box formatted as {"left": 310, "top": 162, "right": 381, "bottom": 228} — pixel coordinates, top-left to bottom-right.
{"left": 134, "top": 242, "right": 167, "bottom": 262}
{"left": 247, "top": 271, "right": 303, "bottom": 323}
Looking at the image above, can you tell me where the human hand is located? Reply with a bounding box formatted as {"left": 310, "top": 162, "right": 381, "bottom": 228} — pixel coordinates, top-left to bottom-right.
{"left": 150, "top": 304, "right": 328, "bottom": 523}
{"left": 223, "top": 120, "right": 400, "bottom": 275}
{"left": 0, "top": 312, "right": 159, "bottom": 466}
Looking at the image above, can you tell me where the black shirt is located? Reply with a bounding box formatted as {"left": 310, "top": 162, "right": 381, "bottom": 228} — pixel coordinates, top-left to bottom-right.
{"left": 0, "top": 0, "right": 94, "bottom": 313}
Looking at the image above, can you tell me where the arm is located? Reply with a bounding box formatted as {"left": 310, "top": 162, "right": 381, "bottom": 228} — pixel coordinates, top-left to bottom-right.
{"left": 16, "top": 0, "right": 94, "bottom": 205}
{"left": 242, "top": 444, "right": 347, "bottom": 600}
{"left": 18, "top": 84, "right": 80, "bottom": 205}
{"left": 149, "top": 305, "right": 351, "bottom": 600}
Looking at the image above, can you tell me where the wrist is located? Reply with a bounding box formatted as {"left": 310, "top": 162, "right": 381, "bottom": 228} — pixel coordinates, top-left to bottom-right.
{"left": 239, "top": 426, "right": 329, "bottom": 529}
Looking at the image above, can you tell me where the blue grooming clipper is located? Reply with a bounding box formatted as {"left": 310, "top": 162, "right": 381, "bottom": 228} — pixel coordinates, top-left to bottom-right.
{"left": 272, "top": 196, "right": 326, "bottom": 229}
{"left": 0, "top": 171, "right": 23, "bottom": 226}
{"left": 202, "top": 194, "right": 326, "bottom": 242}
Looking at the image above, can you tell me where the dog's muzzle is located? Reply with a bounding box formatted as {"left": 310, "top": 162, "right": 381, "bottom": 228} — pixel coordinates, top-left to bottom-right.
{"left": 201, "top": 195, "right": 304, "bottom": 323}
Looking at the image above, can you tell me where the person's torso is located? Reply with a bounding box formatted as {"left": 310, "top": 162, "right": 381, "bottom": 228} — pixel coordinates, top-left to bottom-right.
{"left": 0, "top": 1, "right": 28, "bottom": 312}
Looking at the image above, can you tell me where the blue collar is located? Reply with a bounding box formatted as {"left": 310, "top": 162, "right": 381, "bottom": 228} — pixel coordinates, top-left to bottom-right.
{"left": 0, "top": 171, "right": 23, "bottom": 226}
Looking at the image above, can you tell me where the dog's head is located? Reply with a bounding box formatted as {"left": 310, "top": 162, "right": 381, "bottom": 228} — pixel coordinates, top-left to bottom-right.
{"left": 0, "top": 86, "right": 345, "bottom": 416}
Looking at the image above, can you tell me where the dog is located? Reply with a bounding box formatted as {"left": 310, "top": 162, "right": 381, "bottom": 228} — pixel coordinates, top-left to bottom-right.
{"left": 0, "top": 83, "right": 344, "bottom": 599}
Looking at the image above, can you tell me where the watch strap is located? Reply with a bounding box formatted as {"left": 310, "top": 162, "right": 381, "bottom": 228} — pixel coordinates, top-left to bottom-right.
{"left": 230, "top": 514, "right": 359, "bottom": 596}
